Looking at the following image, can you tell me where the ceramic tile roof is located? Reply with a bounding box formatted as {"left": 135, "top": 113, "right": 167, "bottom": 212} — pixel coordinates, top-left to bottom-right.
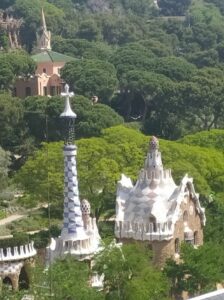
{"left": 32, "top": 50, "right": 76, "bottom": 63}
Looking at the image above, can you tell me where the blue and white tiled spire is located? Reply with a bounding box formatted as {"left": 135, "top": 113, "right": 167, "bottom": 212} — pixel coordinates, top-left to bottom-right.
{"left": 60, "top": 84, "right": 87, "bottom": 240}
{"left": 47, "top": 84, "right": 101, "bottom": 262}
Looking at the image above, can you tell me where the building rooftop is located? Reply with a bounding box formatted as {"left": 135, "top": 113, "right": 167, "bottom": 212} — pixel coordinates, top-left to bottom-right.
{"left": 115, "top": 136, "right": 206, "bottom": 242}
{"left": 32, "top": 50, "right": 76, "bottom": 63}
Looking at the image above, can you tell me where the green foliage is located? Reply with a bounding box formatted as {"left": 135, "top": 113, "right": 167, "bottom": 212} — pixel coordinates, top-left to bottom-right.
{"left": 0, "top": 232, "right": 29, "bottom": 248}
{"left": 50, "top": 257, "right": 104, "bottom": 300}
{"left": 61, "top": 59, "right": 118, "bottom": 103}
{"left": 15, "top": 127, "right": 224, "bottom": 220}
{"left": 52, "top": 37, "right": 114, "bottom": 60}
{"left": 94, "top": 243, "right": 170, "bottom": 300}
{"left": 164, "top": 242, "right": 224, "bottom": 296}
{"left": 0, "top": 93, "right": 28, "bottom": 151}
{"left": 0, "top": 0, "right": 15, "bottom": 9}
{"left": 179, "top": 129, "right": 224, "bottom": 150}
{"left": 0, "top": 146, "right": 10, "bottom": 192}
{"left": 0, "top": 51, "right": 36, "bottom": 89}
{"left": 158, "top": 0, "right": 192, "bottom": 16}
{"left": 23, "top": 94, "right": 123, "bottom": 142}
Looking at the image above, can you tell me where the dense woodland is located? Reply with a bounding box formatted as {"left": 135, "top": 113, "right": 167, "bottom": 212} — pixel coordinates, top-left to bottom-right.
{"left": 0, "top": 0, "right": 224, "bottom": 299}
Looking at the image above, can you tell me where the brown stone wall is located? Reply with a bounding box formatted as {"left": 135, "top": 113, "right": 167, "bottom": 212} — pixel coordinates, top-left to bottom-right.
{"left": 117, "top": 195, "right": 204, "bottom": 268}
{"left": 152, "top": 240, "right": 173, "bottom": 266}
{"left": 173, "top": 195, "right": 204, "bottom": 247}
{"left": 152, "top": 194, "right": 204, "bottom": 266}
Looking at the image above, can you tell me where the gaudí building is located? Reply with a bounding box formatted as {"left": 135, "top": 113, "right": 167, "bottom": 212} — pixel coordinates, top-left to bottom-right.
{"left": 48, "top": 84, "right": 101, "bottom": 263}
{"left": 115, "top": 136, "right": 206, "bottom": 266}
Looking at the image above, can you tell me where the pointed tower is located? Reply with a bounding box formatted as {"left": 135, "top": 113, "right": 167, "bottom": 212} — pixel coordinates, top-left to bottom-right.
{"left": 36, "top": 8, "right": 51, "bottom": 51}
{"left": 48, "top": 84, "right": 101, "bottom": 262}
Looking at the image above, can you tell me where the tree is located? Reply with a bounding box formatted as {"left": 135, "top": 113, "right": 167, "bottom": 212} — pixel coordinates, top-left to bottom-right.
{"left": 164, "top": 242, "right": 224, "bottom": 297}
{"left": 0, "top": 93, "right": 26, "bottom": 151}
{"left": 0, "top": 0, "right": 15, "bottom": 9}
{"left": 50, "top": 257, "right": 104, "bottom": 300}
{"left": 61, "top": 59, "right": 118, "bottom": 103}
{"left": 110, "top": 43, "right": 156, "bottom": 79}
{"left": 15, "top": 126, "right": 224, "bottom": 220}
{"left": 0, "top": 147, "right": 10, "bottom": 192}
{"left": 52, "top": 37, "right": 113, "bottom": 60}
{"left": 115, "top": 69, "right": 173, "bottom": 121}
{"left": 179, "top": 129, "right": 224, "bottom": 150}
{"left": 94, "top": 242, "right": 170, "bottom": 300}
{"left": 23, "top": 95, "right": 123, "bottom": 143}
{"left": 0, "top": 51, "right": 36, "bottom": 89}
{"left": 158, "top": 0, "right": 192, "bottom": 16}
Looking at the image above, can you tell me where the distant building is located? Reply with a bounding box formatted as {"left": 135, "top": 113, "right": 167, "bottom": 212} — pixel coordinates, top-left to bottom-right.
{"left": 15, "top": 9, "right": 75, "bottom": 98}
{"left": 115, "top": 136, "right": 206, "bottom": 266}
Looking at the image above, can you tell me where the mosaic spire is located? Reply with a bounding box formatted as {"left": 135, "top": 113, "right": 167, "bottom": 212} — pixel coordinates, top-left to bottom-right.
{"left": 145, "top": 136, "right": 163, "bottom": 174}
{"left": 60, "top": 84, "right": 87, "bottom": 240}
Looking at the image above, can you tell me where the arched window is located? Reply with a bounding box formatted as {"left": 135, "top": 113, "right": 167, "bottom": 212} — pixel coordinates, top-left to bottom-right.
{"left": 183, "top": 211, "right": 188, "bottom": 222}
{"left": 19, "top": 266, "right": 29, "bottom": 290}
{"left": 175, "top": 238, "right": 180, "bottom": 253}
{"left": 194, "top": 231, "right": 199, "bottom": 245}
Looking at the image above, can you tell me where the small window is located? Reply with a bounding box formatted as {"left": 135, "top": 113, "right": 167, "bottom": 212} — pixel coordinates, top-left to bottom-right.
{"left": 43, "top": 68, "right": 47, "bottom": 73}
{"left": 25, "top": 87, "right": 31, "bottom": 97}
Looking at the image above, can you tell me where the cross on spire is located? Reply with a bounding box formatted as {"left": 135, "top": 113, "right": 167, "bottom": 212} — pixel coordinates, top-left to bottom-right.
{"left": 60, "top": 84, "right": 76, "bottom": 119}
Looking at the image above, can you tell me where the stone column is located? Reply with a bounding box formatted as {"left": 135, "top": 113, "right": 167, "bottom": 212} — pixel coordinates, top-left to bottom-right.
{"left": 10, "top": 273, "right": 19, "bottom": 291}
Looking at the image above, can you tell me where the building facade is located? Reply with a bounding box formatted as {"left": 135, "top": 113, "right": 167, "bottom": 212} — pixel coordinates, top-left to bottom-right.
{"left": 15, "top": 9, "right": 75, "bottom": 98}
{"left": 115, "top": 136, "right": 206, "bottom": 266}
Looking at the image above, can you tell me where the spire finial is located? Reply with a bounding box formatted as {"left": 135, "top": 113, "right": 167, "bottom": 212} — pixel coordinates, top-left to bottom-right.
{"left": 150, "top": 136, "right": 159, "bottom": 152}
{"left": 60, "top": 84, "right": 76, "bottom": 119}
{"left": 41, "top": 7, "right": 47, "bottom": 31}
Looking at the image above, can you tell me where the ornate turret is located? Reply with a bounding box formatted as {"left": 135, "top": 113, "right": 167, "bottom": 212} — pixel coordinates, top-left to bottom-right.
{"left": 60, "top": 84, "right": 87, "bottom": 241}
{"left": 144, "top": 136, "right": 163, "bottom": 176}
{"left": 36, "top": 8, "right": 51, "bottom": 51}
{"left": 115, "top": 135, "right": 206, "bottom": 266}
{"left": 47, "top": 84, "right": 101, "bottom": 262}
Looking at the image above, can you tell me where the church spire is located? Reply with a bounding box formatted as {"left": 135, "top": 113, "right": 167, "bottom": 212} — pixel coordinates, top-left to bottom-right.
{"left": 41, "top": 7, "right": 47, "bottom": 32}
{"left": 36, "top": 8, "right": 51, "bottom": 51}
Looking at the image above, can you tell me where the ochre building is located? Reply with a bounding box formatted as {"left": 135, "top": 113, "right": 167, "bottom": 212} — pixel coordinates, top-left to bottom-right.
{"left": 15, "top": 9, "right": 75, "bottom": 98}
